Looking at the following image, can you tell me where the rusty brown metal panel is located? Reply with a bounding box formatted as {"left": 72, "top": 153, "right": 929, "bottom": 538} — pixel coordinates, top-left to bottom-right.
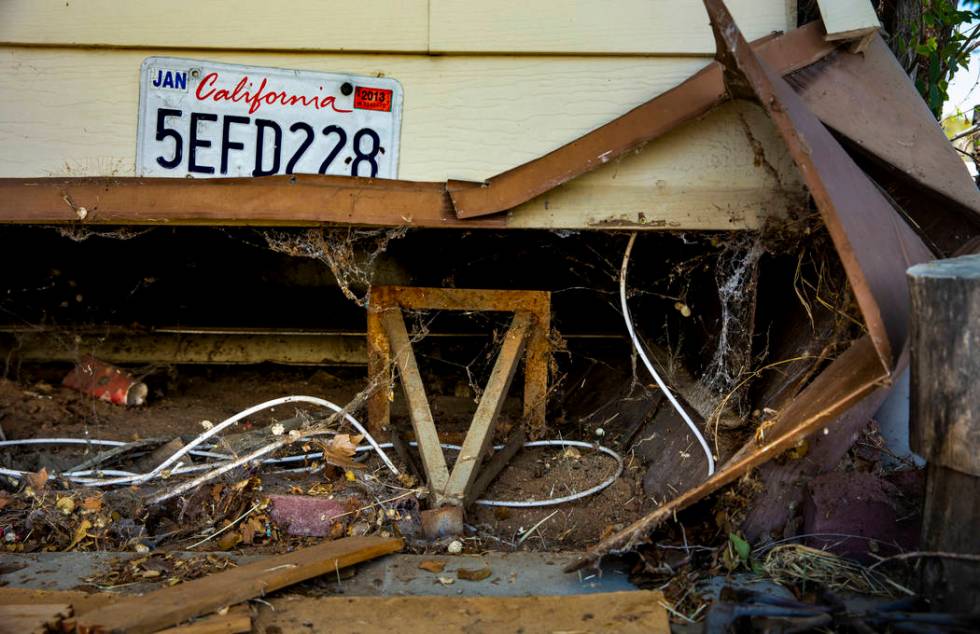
{"left": 449, "top": 22, "right": 838, "bottom": 219}
{"left": 788, "top": 35, "right": 980, "bottom": 223}
{"left": 566, "top": 335, "right": 887, "bottom": 572}
{"left": 704, "top": 0, "right": 932, "bottom": 372}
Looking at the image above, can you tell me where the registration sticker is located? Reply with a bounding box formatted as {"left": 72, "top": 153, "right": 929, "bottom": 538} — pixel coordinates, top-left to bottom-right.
{"left": 136, "top": 57, "right": 403, "bottom": 179}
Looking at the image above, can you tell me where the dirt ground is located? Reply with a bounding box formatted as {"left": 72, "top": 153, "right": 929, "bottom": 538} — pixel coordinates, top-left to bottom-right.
{"left": 0, "top": 364, "right": 649, "bottom": 553}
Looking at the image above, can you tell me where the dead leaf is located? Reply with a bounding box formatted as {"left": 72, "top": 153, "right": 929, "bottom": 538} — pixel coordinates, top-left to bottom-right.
{"left": 240, "top": 517, "right": 265, "bottom": 545}
{"left": 81, "top": 496, "right": 103, "bottom": 512}
{"left": 418, "top": 560, "right": 446, "bottom": 573}
{"left": 24, "top": 467, "right": 48, "bottom": 494}
{"left": 217, "top": 530, "right": 242, "bottom": 551}
{"left": 457, "top": 567, "right": 492, "bottom": 581}
{"left": 0, "top": 492, "right": 11, "bottom": 510}
{"left": 319, "top": 434, "right": 365, "bottom": 469}
{"left": 67, "top": 519, "right": 92, "bottom": 551}
{"left": 56, "top": 496, "right": 76, "bottom": 515}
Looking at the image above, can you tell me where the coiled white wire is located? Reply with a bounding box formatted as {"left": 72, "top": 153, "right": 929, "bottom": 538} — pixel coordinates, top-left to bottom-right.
{"left": 620, "top": 232, "right": 715, "bottom": 476}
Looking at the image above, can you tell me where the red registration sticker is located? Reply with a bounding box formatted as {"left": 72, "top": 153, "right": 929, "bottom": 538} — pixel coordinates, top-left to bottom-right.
{"left": 354, "top": 86, "right": 393, "bottom": 112}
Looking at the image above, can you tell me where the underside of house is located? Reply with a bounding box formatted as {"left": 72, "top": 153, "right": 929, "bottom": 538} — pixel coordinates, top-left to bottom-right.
{"left": 1, "top": 1, "right": 980, "bottom": 632}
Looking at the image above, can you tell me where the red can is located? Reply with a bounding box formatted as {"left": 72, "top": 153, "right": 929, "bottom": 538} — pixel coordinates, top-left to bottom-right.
{"left": 62, "top": 356, "right": 148, "bottom": 406}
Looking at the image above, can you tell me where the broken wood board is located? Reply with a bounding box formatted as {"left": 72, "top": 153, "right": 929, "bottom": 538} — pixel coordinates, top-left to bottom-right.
{"left": 741, "top": 386, "right": 891, "bottom": 542}
{"left": 567, "top": 335, "right": 888, "bottom": 571}
{"left": 816, "top": 0, "right": 880, "bottom": 41}
{"left": 155, "top": 605, "right": 251, "bottom": 634}
{"left": 254, "top": 590, "right": 669, "bottom": 633}
{"left": 0, "top": 603, "right": 71, "bottom": 634}
{"left": 0, "top": 588, "right": 115, "bottom": 616}
{"left": 75, "top": 536, "right": 402, "bottom": 634}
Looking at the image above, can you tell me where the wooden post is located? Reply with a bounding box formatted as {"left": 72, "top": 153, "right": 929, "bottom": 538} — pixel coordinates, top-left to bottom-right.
{"left": 908, "top": 254, "right": 980, "bottom": 614}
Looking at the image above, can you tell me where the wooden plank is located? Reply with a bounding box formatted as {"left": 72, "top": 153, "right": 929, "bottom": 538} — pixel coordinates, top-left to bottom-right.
{"left": 429, "top": 0, "right": 793, "bottom": 54}
{"left": 0, "top": 1, "right": 428, "bottom": 52}
{"left": 909, "top": 255, "right": 980, "bottom": 612}
{"left": 3, "top": 327, "right": 368, "bottom": 365}
{"left": 380, "top": 309, "right": 451, "bottom": 500}
{"left": 0, "top": 603, "right": 71, "bottom": 634}
{"left": 155, "top": 605, "right": 251, "bottom": 634}
{"left": 816, "top": 0, "right": 880, "bottom": 41}
{"left": 443, "top": 313, "right": 532, "bottom": 503}
{"left": 909, "top": 254, "right": 980, "bottom": 475}
{"left": 75, "top": 536, "right": 402, "bottom": 634}
{"left": 919, "top": 465, "right": 980, "bottom": 613}
{"left": 256, "top": 591, "right": 670, "bottom": 633}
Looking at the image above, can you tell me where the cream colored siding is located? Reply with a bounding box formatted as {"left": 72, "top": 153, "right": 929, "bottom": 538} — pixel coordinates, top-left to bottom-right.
{"left": 0, "top": 1, "right": 802, "bottom": 229}
{"left": 0, "top": 1, "right": 431, "bottom": 52}
{"left": 429, "top": 0, "right": 793, "bottom": 54}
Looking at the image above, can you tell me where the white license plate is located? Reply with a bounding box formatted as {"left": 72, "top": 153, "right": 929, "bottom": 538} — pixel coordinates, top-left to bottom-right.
{"left": 136, "top": 57, "right": 403, "bottom": 179}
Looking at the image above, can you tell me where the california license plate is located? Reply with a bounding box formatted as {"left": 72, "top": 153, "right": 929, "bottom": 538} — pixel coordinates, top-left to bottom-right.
{"left": 136, "top": 57, "right": 403, "bottom": 179}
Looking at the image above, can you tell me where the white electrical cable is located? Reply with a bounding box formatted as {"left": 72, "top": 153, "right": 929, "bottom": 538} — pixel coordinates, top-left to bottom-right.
{"left": 471, "top": 440, "right": 623, "bottom": 508}
{"left": 0, "top": 436, "right": 622, "bottom": 507}
{"left": 265, "top": 440, "right": 621, "bottom": 507}
{"left": 123, "top": 395, "right": 397, "bottom": 486}
{"left": 620, "top": 232, "right": 715, "bottom": 476}
{"left": 0, "top": 396, "right": 397, "bottom": 487}
{"left": 0, "top": 438, "right": 229, "bottom": 461}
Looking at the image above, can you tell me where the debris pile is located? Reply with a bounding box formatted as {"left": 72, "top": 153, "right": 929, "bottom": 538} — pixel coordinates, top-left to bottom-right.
{"left": 2, "top": 0, "right": 980, "bottom": 629}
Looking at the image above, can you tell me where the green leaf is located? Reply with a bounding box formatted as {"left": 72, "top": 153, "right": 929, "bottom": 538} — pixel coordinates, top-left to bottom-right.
{"left": 729, "top": 532, "right": 751, "bottom": 562}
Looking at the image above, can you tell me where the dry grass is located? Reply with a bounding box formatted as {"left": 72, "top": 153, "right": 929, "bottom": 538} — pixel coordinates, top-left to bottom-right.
{"left": 763, "top": 544, "right": 903, "bottom": 597}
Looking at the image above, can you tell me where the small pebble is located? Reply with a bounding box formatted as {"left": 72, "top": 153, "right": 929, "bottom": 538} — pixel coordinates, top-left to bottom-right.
{"left": 447, "top": 539, "right": 463, "bottom": 554}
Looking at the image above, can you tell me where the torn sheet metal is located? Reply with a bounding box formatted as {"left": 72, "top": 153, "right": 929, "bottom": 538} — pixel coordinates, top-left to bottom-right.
{"left": 567, "top": 0, "right": 934, "bottom": 570}
{"left": 788, "top": 35, "right": 980, "bottom": 228}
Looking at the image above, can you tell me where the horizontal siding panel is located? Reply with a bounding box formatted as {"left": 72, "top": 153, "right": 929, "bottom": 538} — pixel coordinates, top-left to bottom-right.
{"left": 429, "top": 0, "right": 794, "bottom": 54}
{"left": 0, "top": 0, "right": 430, "bottom": 52}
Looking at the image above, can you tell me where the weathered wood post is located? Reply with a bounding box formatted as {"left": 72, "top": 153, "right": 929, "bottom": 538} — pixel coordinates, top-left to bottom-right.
{"left": 908, "top": 254, "right": 980, "bottom": 613}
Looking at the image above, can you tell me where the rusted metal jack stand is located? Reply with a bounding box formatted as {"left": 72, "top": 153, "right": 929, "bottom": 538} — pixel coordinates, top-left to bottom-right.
{"left": 367, "top": 287, "right": 551, "bottom": 538}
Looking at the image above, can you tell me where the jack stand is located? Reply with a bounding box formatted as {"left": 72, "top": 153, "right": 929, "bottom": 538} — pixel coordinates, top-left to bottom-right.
{"left": 366, "top": 286, "right": 551, "bottom": 537}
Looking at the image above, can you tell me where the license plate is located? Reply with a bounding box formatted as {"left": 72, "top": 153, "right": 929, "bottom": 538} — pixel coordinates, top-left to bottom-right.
{"left": 136, "top": 57, "right": 403, "bottom": 179}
